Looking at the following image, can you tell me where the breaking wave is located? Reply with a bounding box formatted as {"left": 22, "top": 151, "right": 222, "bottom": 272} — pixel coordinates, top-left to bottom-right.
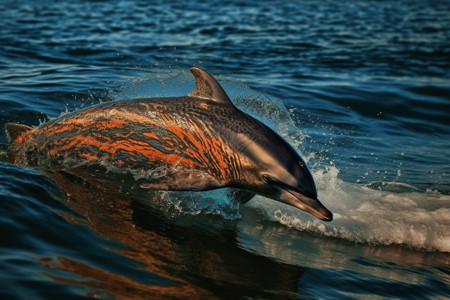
{"left": 246, "top": 167, "right": 450, "bottom": 253}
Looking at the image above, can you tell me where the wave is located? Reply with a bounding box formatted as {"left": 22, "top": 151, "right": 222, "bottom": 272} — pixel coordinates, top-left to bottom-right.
{"left": 245, "top": 166, "right": 450, "bottom": 253}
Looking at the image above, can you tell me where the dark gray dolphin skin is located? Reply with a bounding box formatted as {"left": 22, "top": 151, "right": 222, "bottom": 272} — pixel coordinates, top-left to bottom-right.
{"left": 5, "top": 67, "right": 333, "bottom": 221}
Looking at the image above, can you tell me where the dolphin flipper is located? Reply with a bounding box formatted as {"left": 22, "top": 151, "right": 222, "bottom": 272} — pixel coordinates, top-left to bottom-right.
{"left": 226, "top": 189, "right": 255, "bottom": 204}
{"left": 141, "top": 170, "right": 223, "bottom": 191}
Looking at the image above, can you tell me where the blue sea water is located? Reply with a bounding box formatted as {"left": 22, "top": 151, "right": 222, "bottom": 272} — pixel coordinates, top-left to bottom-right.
{"left": 1, "top": 0, "right": 449, "bottom": 299}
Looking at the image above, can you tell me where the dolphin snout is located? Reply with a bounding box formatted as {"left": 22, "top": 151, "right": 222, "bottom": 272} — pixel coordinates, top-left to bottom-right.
{"left": 278, "top": 188, "right": 333, "bottom": 221}
{"left": 302, "top": 196, "right": 333, "bottom": 221}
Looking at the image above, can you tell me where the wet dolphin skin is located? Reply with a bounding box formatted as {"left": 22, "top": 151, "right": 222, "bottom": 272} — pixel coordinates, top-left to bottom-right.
{"left": 5, "top": 68, "right": 332, "bottom": 221}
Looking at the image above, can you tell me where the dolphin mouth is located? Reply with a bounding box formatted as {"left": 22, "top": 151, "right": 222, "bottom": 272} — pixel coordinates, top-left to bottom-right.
{"left": 278, "top": 188, "right": 333, "bottom": 221}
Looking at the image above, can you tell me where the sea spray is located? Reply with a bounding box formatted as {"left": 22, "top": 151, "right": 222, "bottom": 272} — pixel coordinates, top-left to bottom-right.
{"left": 237, "top": 94, "right": 450, "bottom": 253}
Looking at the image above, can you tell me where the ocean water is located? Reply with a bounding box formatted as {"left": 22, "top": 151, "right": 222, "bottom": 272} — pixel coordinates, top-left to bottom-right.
{"left": 1, "top": 0, "right": 449, "bottom": 299}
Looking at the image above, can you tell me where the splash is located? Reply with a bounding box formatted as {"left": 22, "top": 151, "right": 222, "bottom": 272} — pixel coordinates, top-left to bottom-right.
{"left": 227, "top": 82, "right": 450, "bottom": 253}
{"left": 263, "top": 126, "right": 448, "bottom": 252}
{"left": 140, "top": 189, "right": 243, "bottom": 220}
{"left": 247, "top": 176, "right": 450, "bottom": 253}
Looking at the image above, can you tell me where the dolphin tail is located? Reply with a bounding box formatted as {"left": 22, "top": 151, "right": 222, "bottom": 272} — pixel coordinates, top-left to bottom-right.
{"left": 4, "top": 123, "right": 33, "bottom": 164}
{"left": 5, "top": 123, "right": 33, "bottom": 143}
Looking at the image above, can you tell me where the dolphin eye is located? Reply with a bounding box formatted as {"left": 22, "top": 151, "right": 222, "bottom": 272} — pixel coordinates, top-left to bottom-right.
{"left": 298, "top": 160, "right": 311, "bottom": 173}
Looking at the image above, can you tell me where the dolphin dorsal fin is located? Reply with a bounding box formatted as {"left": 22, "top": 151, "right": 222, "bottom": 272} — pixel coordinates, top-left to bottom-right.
{"left": 188, "top": 67, "right": 233, "bottom": 105}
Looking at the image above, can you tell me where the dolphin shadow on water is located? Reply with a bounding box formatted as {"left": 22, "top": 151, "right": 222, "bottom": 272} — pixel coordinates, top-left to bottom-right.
{"left": 4, "top": 67, "right": 332, "bottom": 221}
{"left": 37, "top": 170, "right": 308, "bottom": 299}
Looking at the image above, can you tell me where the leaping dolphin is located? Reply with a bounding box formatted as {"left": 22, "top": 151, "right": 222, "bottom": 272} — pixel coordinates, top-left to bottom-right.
{"left": 5, "top": 67, "right": 333, "bottom": 221}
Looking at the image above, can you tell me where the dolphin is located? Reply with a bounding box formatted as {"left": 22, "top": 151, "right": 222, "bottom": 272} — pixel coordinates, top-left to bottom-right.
{"left": 5, "top": 67, "right": 332, "bottom": 221}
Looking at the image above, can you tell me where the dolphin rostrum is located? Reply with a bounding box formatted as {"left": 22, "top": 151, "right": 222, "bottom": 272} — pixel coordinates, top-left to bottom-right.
{"left": 5, "top": 67, "right": 333, "bottom": 221}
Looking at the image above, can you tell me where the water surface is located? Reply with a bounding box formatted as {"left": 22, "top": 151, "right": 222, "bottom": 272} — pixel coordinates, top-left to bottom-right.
{"left": 1, "top": 0, "right": 449, "bottom": 299}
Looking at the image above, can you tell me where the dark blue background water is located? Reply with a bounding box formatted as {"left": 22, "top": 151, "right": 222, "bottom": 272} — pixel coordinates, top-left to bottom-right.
{"left": 1, "top": 0, "right": 449, "bottom": 299}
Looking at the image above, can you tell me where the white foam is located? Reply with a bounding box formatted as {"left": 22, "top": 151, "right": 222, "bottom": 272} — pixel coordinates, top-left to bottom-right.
{"left": 245, "top": 166, "right": 450, "bottom": 253}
